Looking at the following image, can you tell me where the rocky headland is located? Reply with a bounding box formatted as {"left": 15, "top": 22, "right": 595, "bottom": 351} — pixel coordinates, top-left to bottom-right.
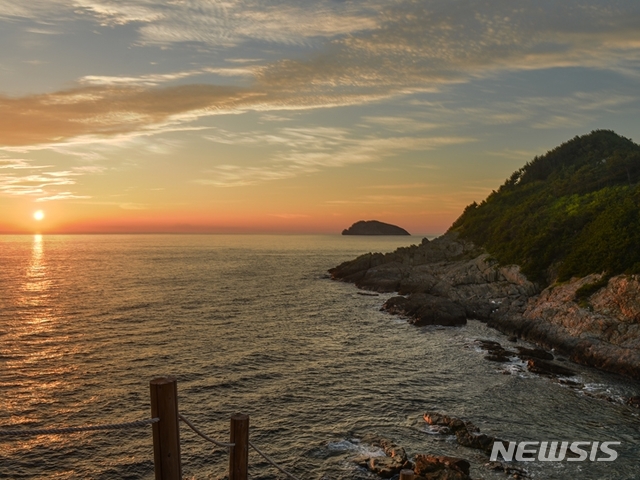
{"left": 342, "top": 220, "right": 410, "bottom": 236}
{"left": 329, "top": 232, "right": 640, "bottom": 380}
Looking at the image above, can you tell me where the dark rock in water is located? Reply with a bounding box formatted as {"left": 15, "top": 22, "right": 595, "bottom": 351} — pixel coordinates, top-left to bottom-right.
{"left": 516, "top": 346, "right": 554, "bottom": 360}
{"left": 455, "top": 429, "right": 496, "bottom": 453}
{"left": 414, "top": 454, "right": 470, "bottom": 480}
{"left": 367, "top": 456, "right": 406, "bottom": 478}
{"left": 526, "top": 358, "right": 576, "bottom": 377}
{"left": 356, "top": 435, "right": 412, "bottom": 478}
{"left": 485, "top": 461, "right": 530, "bottom": 479}
{"left": 383, "top": 294, "right": 466, "bottom": 326}
{"left": 475, "top": 339, "right": 515, "bottom": 362}
{"left": 626, "top": 396, "right": 640, "bottom": 408}
{"left": 423, "top": 412, "right": 499, "bottom": 454}
{"left": 484, "top": 354, "right": 511, "bottom": 362}
{"left": 342, "top": 220, "right": 410, "bottom": 236}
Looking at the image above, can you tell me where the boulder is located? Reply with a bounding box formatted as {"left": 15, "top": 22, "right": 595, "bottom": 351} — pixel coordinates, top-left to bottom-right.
{"left": 356, "top": 434, "right": 412, "bottom": 478}
{"left": 423, "top": 412, "right": 498, "bottom": 453}
{"left": 516, "top": 346, "right": 554, "bottom": 360}
{"left": 414, "top": 454, "right": 470, "bottom": 480}
{"left": 383, "top": 294, "right": 466, "bottom": 326}
{"left": 455, "top": 429, "right": 496, "bottom": 453}
{"left": 526, "top": 358, "right": 576, "bottom": 377}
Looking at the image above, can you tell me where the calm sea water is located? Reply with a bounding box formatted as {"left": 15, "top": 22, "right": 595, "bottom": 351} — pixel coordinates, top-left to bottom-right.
{"left": 1, "top": 234, "right": 639, "bottom": 480}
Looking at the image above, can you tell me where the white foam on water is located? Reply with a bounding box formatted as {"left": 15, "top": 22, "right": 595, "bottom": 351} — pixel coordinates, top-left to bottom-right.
{"left": 326, "top": 439, "right": 386, "bottom": 458}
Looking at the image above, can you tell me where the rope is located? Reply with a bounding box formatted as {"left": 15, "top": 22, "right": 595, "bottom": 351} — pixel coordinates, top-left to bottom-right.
{"left": 0, "top": 418, "right": 159, "bottom": 437}
{"left": 178, "top": 413, "right": 235, "bottom": 448}
{"left": 249, "top": 440, "right": 302, "bottom": 480}
{"left": 177, "top": 414, "right": 300, "bottom": 479}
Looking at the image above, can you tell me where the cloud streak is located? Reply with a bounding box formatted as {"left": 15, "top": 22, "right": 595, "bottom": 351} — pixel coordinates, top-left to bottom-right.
{"left": 198, "top": 125, "right": 475, "bottom": 187}
{"left": 1, "top": 1, "right": 640, "bottom": 149}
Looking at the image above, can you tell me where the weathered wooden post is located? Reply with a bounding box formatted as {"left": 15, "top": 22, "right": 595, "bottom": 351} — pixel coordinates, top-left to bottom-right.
{"left": 399, "top": 469, "right": 415, "bottom": 480}
{"left": 150, "top": 377, "right": 182, "bottom": 480}
{"left": 229, "top": 413, "right": 249, "bottom": 480}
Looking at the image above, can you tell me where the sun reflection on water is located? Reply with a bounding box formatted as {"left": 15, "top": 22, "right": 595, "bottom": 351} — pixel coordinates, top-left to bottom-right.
{"left": 22, "top": 234, "right": 50, "bottom": 299}
{"left": 2, "top": 235, "right": 81, "bottom": 457}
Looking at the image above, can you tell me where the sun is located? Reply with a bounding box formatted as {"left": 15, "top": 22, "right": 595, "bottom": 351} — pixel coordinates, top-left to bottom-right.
{"left": 33, "top": 210, "right": 45, "bottom": 221}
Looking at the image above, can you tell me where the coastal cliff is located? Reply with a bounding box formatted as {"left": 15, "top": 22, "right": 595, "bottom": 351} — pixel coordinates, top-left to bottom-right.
{"left": 330, "top": 233, "right": 640, "bottom": 379}
{"left": 331, "top": 131, "right": 640, "bottom": 380}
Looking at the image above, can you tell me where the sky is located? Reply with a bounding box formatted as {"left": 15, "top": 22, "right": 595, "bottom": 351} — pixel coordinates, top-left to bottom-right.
{"left": 1, "top": 1, "right": 640, "bottom": 235}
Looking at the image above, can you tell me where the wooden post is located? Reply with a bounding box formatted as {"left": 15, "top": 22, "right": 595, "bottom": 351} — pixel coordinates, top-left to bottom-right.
{"left": 399, "top": 469, "right": 415, "bottom": 480}
{"left": 229, "top": 413, "right": 249, "bottom": 480}
{"left": 150, "top": 377, "right": 182, "bottom": 480}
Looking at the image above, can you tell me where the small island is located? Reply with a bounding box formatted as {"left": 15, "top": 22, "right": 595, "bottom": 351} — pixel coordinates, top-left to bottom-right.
{"left": 342, "top": 220, "right": 410, "bottom": 236}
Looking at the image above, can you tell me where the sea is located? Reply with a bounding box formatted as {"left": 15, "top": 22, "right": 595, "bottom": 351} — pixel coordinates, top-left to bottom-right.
{"left": 1, "top": 234, "right": 639, "bottom": 480}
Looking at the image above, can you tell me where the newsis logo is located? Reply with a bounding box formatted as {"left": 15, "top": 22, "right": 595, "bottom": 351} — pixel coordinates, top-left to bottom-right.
{"left": 490, "top": 441, "right": 621, "bottom": 462}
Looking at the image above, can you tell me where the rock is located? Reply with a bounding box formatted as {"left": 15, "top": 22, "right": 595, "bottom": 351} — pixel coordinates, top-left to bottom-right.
{"left": 475, "top": 340, "right": 515, "bottom": 362}
{"left": 414, "top": 454, "right": 470, "bottom": 480}
{"left": 383, "top": 294, "right": 467, "bottom": 326}
{"left": 330, "top": 232, "right": 640, "bottom": 380}
{"left": 626, "top": 396, "right": 640, "bottom": 408}
{"left": 526, "top": 358, "right": 576, "bottom": 377}
{"left": 368, "top": 456, "right": 405, "bottom": 478}
{"left": 485, "top": 354, "right": 511, "bottom": 362}
{"left": 490, "top": 274, "right": 640, "bottom": 380}
{"left": 357, "top": 435, "right": 412, "bottom": 478}
{"left": 423, "top": 412, "right": 477, "bottom": 433}
{"left": 484, "top": 461, "right": 530, "bottom": 478}
{"left": 342, "top": 220, "right": 410, "bottom": 235}
{"left": 423, "top": 412, "right": 497, "bottom": 453}
{"left": 455, "top": 429, "right": 496, "bottom": 453}
{"left": 359, "top": 262, "right": 410, "bottom": 292}
{"left": 516, "top": 346, "right": 554, "bottom": 360}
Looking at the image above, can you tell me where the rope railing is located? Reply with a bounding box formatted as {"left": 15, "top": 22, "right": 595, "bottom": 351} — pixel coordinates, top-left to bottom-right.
{"left": 178, "top": 413, "right": 235, "bottom": 448}
{"left": 2, "top": 378, "right": 304, "bottom": 480}
{"left": 249, "top": 440, "right": 302, "bottom": 480}
{"left": 0, "top": 417, "right": 159, "bottom": 437}
{"left": 178, "top": 412, "right": 301, "bottom": 480}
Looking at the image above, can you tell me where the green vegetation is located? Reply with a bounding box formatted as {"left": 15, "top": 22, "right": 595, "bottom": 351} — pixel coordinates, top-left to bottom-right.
{"left": 449, "top": 130, "right": 640, "bottom": 284}
{"left": 575, "top": 276, "right": 611, "bottom": 308}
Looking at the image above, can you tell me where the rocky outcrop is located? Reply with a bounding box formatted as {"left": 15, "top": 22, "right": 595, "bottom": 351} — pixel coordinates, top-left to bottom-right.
{"left": 329, "top": 233, "right": 537, "bottom": 326}
{"left": 489, "top": 274, "right": 640, "bottom": 379}
{"left": 342, "top": 220, "right": 410, "bottom": 235}
{"left": 354, "top": 435, "right": 412, "bottom": 478}
{"left": 330, "top": 233, "right": 640, "bottom": 380}
{"left": 383, "top": 294, "right": 466, "bottom": 326}
{"left": 414, "top": 455, "right": 470, "bottom": 480}
{"left": 423, "top": 412, "right": 499, "bottom": 454}
{"left": 354, "top": 434, "right": 471, "bottom": 480}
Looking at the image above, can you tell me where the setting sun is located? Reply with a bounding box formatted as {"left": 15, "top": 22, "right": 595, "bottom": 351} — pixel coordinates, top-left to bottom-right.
{"left": 33, "top": 210, "right": 45, "bottom": 221}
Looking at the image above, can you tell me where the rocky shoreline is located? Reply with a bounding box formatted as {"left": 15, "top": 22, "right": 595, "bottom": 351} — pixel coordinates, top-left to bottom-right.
{"left": 354, "top": 414, "right": 530, "bottom": 480}
{"left": 329, "top": 233, "right": 640, "bottom": 380}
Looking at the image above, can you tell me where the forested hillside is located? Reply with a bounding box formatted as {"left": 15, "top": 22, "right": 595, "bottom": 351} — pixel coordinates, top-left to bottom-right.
{"left": 449, "top": 130, "right": 640, "bottom": 284}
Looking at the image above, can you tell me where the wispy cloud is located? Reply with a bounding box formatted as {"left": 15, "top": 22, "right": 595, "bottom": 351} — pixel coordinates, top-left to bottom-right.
{"left": 0, "top": 155, "right": 92, "bottom": 201}
{"left": 36, "top": 192, "right": 91, "bottom": 202}
{"left": 1, "top": 2, "right": 640, "bottom": 149}
{"left": 268, "top": 213, "right": 309, "bottom": 219}
{"left": 0, "top": 169, "right": 82, "bottom": 198}
{"left": 198, "top": 125, "right": 475, "bottom": 187}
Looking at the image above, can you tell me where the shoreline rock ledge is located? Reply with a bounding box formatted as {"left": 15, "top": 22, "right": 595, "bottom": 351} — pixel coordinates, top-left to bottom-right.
{"left": 329, "top": 232, "right": 640, "bottom": 380}
{"left": 342, "top": 220, "right": 410, "bottom": 235}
